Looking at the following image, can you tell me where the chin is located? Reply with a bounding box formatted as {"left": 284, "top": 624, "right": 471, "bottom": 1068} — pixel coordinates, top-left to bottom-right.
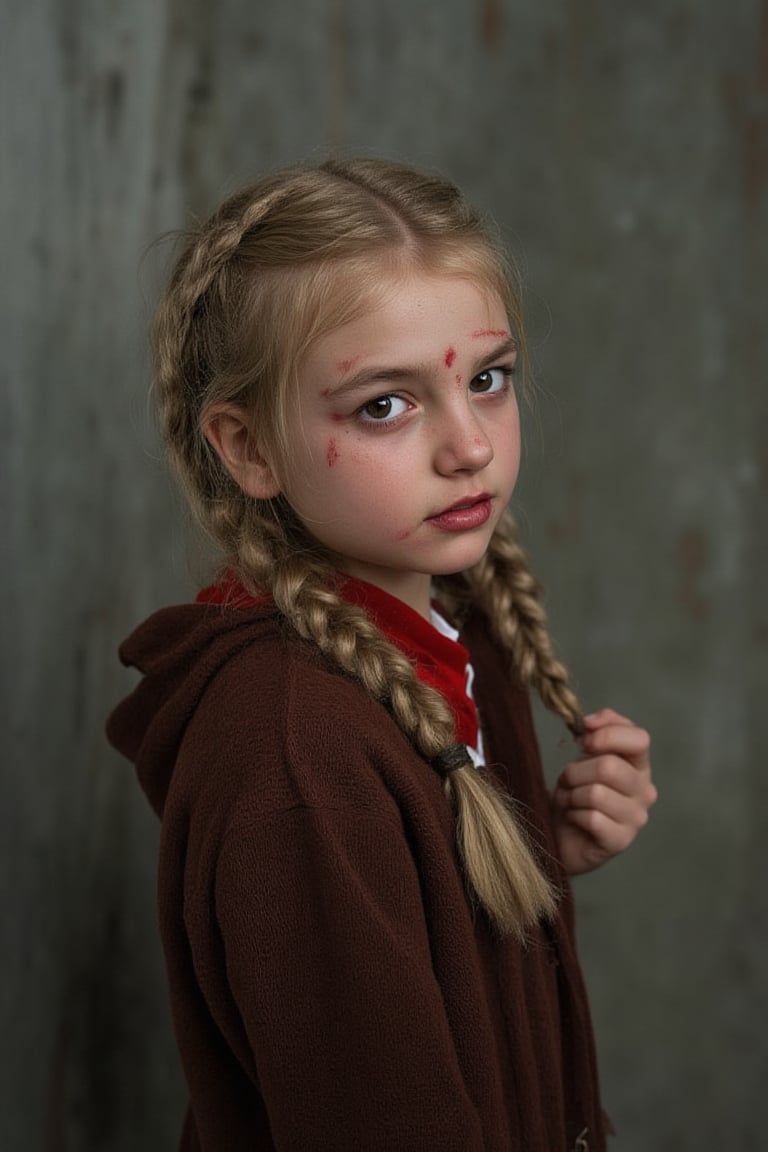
{"left": 430, "top": 542, "right": 492, "bottom": 578}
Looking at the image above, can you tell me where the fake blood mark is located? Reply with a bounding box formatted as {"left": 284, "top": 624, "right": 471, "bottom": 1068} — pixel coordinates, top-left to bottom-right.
{"left": 326, "top": 439, "right": 339, "bottom": 468}
{"left": 444, "top": 346, "right": 457, "bottom": 368}
{"left": 455, "top": 373, "right": 463, "bottom": 385}
{"left": 471, "top": 328, "right": 511, "bottom": 339}
{"left": 336, "top": 356, "right": 360, "bottom": 375}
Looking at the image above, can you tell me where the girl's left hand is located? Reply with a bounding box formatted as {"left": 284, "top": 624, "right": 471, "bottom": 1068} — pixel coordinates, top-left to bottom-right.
{"left": 551, "top": 708, "right": 656, "bottom": 876}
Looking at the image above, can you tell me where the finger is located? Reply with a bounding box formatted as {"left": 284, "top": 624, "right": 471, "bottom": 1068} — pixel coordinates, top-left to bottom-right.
{"left": 561, "top": 807, "right": 639, "bottom": 856}
{"left": 557, "top": 754, "right": 655, "bottom": 798}
{"left": 553, "top": 781, "right": 652, "bottom": 829}
{"left": 578, "top": 725, "right": 651, "bottom": 769}
{"left": 581, "top": 708, "right": 635, "bottom": 730}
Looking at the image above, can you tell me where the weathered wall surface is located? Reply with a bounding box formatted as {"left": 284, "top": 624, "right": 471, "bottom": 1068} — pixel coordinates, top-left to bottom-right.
{"left": 3, "top": 1, "right": 766, "bottom": 1148}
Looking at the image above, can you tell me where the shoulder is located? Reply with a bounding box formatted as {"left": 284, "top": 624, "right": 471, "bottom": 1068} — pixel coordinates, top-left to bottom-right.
{"left": 196, "top": 608, "right": 397, "bottom": 750}
{"left": 169, "top": 606, "right": 418, "bottom": 836}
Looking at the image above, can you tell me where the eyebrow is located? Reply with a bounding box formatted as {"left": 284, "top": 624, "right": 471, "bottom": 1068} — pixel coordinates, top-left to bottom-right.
{"left": 325, "top": 337, "right": 518, "bottom": 401}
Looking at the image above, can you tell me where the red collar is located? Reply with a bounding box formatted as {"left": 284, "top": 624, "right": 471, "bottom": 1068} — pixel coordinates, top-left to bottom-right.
{"left": 197, "top": 573, "right": 479, "bottom": 747}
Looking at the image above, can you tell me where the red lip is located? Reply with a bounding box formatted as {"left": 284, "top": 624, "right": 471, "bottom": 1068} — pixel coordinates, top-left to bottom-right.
{"left": 427, "top": 494, "right": 493, "bottom": 532}
{"left": 431, "top": 493, "right": 491, "bottom": 518}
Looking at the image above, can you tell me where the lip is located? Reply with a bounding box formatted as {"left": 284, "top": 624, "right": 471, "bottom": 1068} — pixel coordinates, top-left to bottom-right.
{"left": 427, "top": 493, "right": 493, "bottom": 532}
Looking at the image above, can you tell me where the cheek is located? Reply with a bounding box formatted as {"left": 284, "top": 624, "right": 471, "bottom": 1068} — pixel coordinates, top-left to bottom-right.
{"left": 505, "top": 428, "right": 522, "bottom": 480}
{"left": 339, "top": 455, "right": 409, "bottom": 515}
{"left": 492, "top": 417, "right": 521, "bottom": 474}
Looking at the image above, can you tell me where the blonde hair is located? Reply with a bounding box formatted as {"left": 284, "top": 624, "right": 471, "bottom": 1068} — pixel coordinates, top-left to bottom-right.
{"left": 154, "top": 158, "right": 582, "bottom": 938}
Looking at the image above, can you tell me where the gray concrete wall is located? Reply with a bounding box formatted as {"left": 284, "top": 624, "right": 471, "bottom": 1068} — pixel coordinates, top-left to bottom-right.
{"left": 3, "top": 1, "right": 765, "bottom": 1148}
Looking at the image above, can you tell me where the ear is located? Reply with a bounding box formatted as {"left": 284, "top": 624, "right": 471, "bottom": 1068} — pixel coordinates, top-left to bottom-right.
{"left": 202, "top": 404, "right": 281, "bottom": 500}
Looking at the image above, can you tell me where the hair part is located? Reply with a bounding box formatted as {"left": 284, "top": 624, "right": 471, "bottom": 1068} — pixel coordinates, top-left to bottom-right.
{"left": 154, "top": 157, "right": 581, "bottom": 937}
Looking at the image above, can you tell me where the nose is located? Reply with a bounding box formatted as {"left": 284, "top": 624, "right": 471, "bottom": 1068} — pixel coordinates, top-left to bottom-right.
{"left": 432, "top": 400, "right": 494, "bottom": 475}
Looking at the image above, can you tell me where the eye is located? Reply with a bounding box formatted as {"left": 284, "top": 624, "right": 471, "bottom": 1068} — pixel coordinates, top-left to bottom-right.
{"left": 358, "top": 394, "right": 411, "bottom": 423}
{"left": 469, "top": 367, "right": 512, "bottom": 395}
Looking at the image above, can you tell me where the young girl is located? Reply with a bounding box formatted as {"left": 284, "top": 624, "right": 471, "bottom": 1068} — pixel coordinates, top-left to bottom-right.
{"left": 108, "top": 158, "right": 655, "bottom": 1151}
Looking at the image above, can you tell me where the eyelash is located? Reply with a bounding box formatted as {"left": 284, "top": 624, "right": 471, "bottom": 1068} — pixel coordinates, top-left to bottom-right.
{"left": 355, "top": 365, "right": 516, "bottom": 427}
{"left": 469, "top": 365, "right": 516, "bottom": 395}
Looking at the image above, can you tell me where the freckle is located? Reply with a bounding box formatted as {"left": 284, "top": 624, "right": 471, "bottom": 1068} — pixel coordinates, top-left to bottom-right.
{"left": 444, "top": 346, "right": 456, "bottom": 368}
{"left": 326, "top": 439, "right": 340, "bottom": 468}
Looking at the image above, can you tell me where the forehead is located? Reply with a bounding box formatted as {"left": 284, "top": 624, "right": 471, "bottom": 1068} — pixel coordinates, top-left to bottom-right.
{"left": 308, "top": 270, "right": 509, "bottom": 361}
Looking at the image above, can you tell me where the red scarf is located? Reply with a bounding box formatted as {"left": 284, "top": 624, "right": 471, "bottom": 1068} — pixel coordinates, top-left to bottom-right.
{"left": 197, "top": 573, "right": 479, "bottom": 748}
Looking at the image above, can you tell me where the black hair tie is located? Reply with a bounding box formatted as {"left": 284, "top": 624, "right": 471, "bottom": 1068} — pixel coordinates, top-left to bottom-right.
{"left": 432, "top": 743, "right": 473, "bottom": 779}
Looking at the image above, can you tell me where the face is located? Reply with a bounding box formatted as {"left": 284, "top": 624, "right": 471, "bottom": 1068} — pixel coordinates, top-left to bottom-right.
{"left": 273, "top": 272, "right": 521, "bottom": 618}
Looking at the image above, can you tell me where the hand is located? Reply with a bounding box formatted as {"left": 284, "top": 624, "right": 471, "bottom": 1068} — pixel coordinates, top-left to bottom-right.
{"left": 551, "top": 708, "right": 656, "bottom": 876}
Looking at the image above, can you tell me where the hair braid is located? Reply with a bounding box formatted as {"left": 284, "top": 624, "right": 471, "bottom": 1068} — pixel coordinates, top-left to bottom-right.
{"left": 250, "top": 532, "right": 557, "bottom": 938}
{"left": 460, "top": 510, "right": 584, "bottom": 735}
{"left": 152, "top": 159, "right": 565, "bottom": 937}
{"left": 153, "top": 187, "right": 290, "bottom": 529}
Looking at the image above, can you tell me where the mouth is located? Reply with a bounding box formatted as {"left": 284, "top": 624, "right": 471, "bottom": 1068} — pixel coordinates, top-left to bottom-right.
{"left": 431, "top": 493, "right": 492, "bottom": 517}
{"left": 427, "top": 493, "right": 493, "bottom": 532}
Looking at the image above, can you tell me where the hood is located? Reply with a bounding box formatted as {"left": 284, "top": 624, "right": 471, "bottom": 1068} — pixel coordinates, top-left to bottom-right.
{"left": 106, "top": 601, "right": 281, "bottom": 818}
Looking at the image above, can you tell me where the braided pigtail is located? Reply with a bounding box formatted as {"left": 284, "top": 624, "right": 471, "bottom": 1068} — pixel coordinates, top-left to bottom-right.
{"left": 152, "top": 160, "right": 562, "bottom": 938}
{"left": 454, "top": 508, "right": 584, "bottom": 735}
{"left": 153, "top": 187, "right": 289, "bottom": 529}
{"left": 439, "top": 757, "right": 557, "bottom": 933}
{"left": 245, "top": 532, "right": 557, "bottom": 938}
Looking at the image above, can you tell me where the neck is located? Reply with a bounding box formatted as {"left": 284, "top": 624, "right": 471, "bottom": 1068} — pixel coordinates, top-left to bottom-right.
{"left": 334, "top": 562, "right": 433, "bottom": 620}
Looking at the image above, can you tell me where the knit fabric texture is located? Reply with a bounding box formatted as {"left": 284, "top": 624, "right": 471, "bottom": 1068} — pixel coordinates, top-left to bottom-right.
{"left": 107, "top": 593, "right": 607, "bottom": 1151}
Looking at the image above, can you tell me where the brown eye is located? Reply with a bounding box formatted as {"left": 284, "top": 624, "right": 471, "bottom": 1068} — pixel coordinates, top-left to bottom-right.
{"left": 358, "top": 395, "right": 409, "bottom": 423}
{"left": 469, "top": 368, "right": 508, "bottom": 394}
{"left": 362, "top": 396, "right": 394, "bottom": 419}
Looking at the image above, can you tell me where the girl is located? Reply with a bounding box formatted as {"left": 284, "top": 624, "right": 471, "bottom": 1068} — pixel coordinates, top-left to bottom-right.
{"left": 108, "top": 158, "right": 655, "bottom": 1151}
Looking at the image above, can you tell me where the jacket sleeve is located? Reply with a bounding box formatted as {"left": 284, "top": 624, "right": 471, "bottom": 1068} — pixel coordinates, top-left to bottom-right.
{"left": 213, "top": 804, "right": 486, "bottom": 1152}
